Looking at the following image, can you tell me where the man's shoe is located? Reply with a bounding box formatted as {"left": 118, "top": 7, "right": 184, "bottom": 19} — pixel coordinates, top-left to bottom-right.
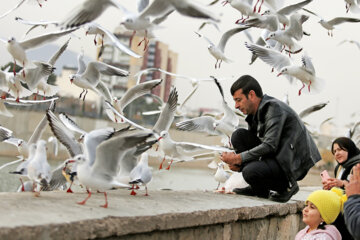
{"left": 233, "top": 186, "right": 257, "bottom": 196}
{"left": 269, "top": 183, "right": 299, "bottom": 203}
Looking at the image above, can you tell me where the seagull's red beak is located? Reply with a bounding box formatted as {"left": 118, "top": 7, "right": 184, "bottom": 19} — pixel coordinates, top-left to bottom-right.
{"left": 85, "top": 31, "right": 88, "bottom": 36}
{"left": 70, "top": 79, "right": 73, "bottom": 84}
{"left": 157, "top": 137, "right": 163, "bottom": 141}
{"left": 222, "top": 1, "right": 229, "bottom": 6}
{"left": 265, "top": 37, "right": 270, "bottom": 41}
{"left": 277, "top": 73, "right": 282, "bottom": 77}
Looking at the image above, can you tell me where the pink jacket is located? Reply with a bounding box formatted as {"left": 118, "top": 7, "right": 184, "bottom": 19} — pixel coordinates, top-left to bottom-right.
{"left": 295, "top": 225, "right": 342, "bottom": 240}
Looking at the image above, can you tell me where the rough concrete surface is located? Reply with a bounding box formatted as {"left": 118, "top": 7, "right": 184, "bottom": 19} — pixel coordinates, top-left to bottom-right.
{"left": 0, "top": 187, "right": 319, "bottom": 240}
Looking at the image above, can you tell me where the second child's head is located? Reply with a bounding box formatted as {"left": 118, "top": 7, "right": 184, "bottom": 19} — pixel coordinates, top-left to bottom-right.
{"left": 302, "top": 189, "right": 346, "bottom": 229}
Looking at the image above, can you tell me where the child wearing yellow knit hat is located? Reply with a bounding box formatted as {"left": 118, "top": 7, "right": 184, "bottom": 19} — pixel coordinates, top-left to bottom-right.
{"left": 295, "top": 188, "right": 347, "bottom": 240}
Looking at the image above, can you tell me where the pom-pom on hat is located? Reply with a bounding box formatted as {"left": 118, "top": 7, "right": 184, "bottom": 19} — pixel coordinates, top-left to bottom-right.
{"left": 306, "top": 188, "right": 347, "bottom": 224}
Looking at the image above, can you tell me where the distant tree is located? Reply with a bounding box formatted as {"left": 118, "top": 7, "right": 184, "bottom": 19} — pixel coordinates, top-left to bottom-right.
{"left": 1, "top": 62, "right": 22, "bottom": 72}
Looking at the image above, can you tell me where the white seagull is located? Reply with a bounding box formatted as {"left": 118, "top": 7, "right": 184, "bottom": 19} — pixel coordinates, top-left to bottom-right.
{"left": 129, "top": 152, "right": 153, "bottom": 196}
{"left": 195, "top": 26, "right": 250, "bottom": 68}
{"left": 70, "top": 53, "right": 129, "bottom": 101}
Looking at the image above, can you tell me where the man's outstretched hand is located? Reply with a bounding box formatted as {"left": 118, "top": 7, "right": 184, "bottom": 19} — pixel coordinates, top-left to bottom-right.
{"left": 220, "top": 152, "right": 242, "bottom": 171}
{"left": 346, "top": 163, "right": 360, "bottom": 197}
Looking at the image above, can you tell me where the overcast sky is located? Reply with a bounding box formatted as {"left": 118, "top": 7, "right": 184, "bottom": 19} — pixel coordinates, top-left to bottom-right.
{"left": 1, "top": 0, "right": 360, "bottom": 135}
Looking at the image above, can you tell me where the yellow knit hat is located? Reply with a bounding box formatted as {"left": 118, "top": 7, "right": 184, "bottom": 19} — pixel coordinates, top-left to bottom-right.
{"left": 306, "top": 188, "right": 347, "bottom": 224}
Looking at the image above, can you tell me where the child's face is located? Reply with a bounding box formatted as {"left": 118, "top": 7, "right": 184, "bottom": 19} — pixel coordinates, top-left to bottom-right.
{"left": 302, "top": 201, "right": 323, "bottom": 228}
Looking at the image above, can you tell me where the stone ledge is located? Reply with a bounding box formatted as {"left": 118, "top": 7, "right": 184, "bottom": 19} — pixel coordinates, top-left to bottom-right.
{"left": 0, "top": 187, "right": 319, "bottom": 240}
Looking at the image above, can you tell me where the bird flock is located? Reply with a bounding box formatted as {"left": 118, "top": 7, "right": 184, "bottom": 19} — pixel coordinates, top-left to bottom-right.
{"left": 0, "top": 0, "right": 359, "bottom": 207}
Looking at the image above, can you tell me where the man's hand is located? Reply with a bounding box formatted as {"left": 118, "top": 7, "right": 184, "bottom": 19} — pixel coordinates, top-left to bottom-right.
{"left": 346, "top": 163, "right": 360, "bottom": 197}
{"left": 220, "top": 152, "right": 242, "bottom": 166}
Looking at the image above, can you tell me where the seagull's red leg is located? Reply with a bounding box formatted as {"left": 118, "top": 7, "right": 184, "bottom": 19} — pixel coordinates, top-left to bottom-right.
{"left": 253, "top": 0, "right": 260, "bottom": 12}
{"left": 235, "top": 15, "right": 243, "bottom": 24}
{"left": 159, "top": 156, "right": 166, "bottom": 170}
{"left": 258, "top": 0, "right": 264, "bottom": 13}
{"left": 100, "top": 192, "right": 108, "bottom": 208}
{"left": 37, "top": 0, "right": 42, "bottom": 7}
{"left": 166, "top": 159, "right": 174, "bottom": 170}
{"left": 93, "top": 34, "right": 97, "bottom": 45}
{"left": 77, "top": 190, "right": 91, "bottom": 205}
{"left": 219, "top": 59, "right": 223, "bottom": 68}
{"left": 101, "top": 34, "right": 104, "bottom": 47}
{"left": 144, "top": 186, "right": 149, "bottom": 196}
{"left": 66, "top": 182, "right": 73, "bottom": 193}
{"left": 20, "top": 178, "right": 25, "bottom": 192}
{"left": 298, "top": 83, "right": 305, "bottom": 96}
{"left": 241, "top": 16, "right": 249, "bottom": 23}
{"left": 308, "top": 80, "right": 312, "bottom": 92}
{"left": 215, "top": 60, "right": 218, "bottom": 69}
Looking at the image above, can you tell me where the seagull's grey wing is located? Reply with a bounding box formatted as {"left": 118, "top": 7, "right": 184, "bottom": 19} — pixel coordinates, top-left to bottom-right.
{"left": 244, "top": 15, "right": 278, "bottom": 32}
{"left": 94, "top": 131, "right": 153, "bottom": 177}
{"left": 137, "top": 0, "right": 150, "bottom": 13}
{"left": 95, "top": 81, "right": 112, "bottom": 102}
{"left": 104, "top": 101, "right": 149, "bottom": 131}
{"left": 218, "top": 26, "right": 250, "bottom": 52}
{"left": 48, "top": 38, "right": 70, "bottom": 66}
{"left": 301, "top": 54, "right": 315, "bottom": 74}
{"left": 152, "top": 9, "right": 174, "bottom": 25}
{"left": 84, "top": 127, "right": 115, "bottom": 166}
{"left": 153, "top": 88, "right": 178, "bottom": 134}
{"left": 277, "top": 0, "right": 313, "bottom": 15}
{"left": 171, "top": 0, "right": 220, "bottom": 22}
{"left": 22, "top": 62, "right": 54, "bottom": 90}
{"left": 4, "top": 137, "right": 23, "bottom": 147}
{"left": 198, "top": 20, "right": 220, "bottom": 32}
{"left": 0, "top": 126, "right": 13, "bottom": 142}
{"left": 19, "top": 29, "right": 75, "bottom": 50}
{"left": 328, "top": 17, "right": 360, "bottom": 26}
{"left": 94, "top": 23, "right": 142, "bottom": 58}
{"left": 286, "top": 13, "right": 308, "bottom": 41}
{"left": 58, "top": 113, "right": 87, "bottom": 136}
{"left": 60, "top": 0, "right": 119, "bottom": 29}
{"left": 249, "top": 37, "right": 266, "bottom": 65}
{"left": 176, "top": 141, "right": 233, "bottom": 153}
{"left": 118, "top": 79, "right": 162, "bottom": 112}
{"left": 195, "top": 31, "right": 215, "bottom": 46}
{"left": 47, "top": 110, "right": 83, "bottom": 157}
{"left": 42, "top": 162, "right": 67, "bottom": 191}
{"left": 6, "top": 97, "right": 58, "bottom": 104}
{"left": 134, "top": 68, "right": 159, "bottom": 84}
{"left": 176, "top": 116, "right": 218, "bottom": 135}
{"left": 0, "top": 0, "right": 26, "bottom": 20}
{"left": 350, "top": 121, "right": 360, "bottom": 138}
{"left": 179, "top": 85, "right": 198, "bottom": 108}
{"left": 245, "top": 42, "right": 292, "bottom": 72}
{"left": 299, "top": 102, "right": 328, "bottom": 119}
{"left": 28, "top": 100, "right": 56, "bottom": 145}
{"left": 139, "top": 0, "right": 175, "bottom": 19}
{"left": 84, "top": 62, "right": 129, "bottom": 82}
{"left": 301, "top": 7, "right": 321, "bottom": 18}
{"left": 15, "top": 17, "right": 58, "bottom": 26}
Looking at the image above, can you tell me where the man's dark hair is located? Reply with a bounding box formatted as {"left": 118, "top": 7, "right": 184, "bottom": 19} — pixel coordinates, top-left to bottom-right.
{"left": 230, "top": 75, "right": 263, "bottom": 98}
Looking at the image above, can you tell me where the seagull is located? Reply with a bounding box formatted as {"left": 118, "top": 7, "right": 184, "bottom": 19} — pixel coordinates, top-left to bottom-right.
{"left": 0, "top": 68, "right": 33, "bottom": 102}
{"left": 265, "top": 13, "right": 309, "bottom": 55}
{"left": 195, "top": 26, "right": 250, "bottom": 68}
{"left": 17, "top": 38, "right": 70, "bottom": 99}
{"left": 84, "top": 22, "right": 142, "bottom": 58}
{"left": 27, "top": 140, "right": 52, "bottom": 193}
{"left": 0, "top": 0, "right": 46, "bottom": 20}
{"left": 1, "top": 29, "right": 75, "bottom": 76}
{"left": 222, "top": 0, "right": 259, "bottom": 23}
{"left": 118, "top": 0, "right": 173, "bottom": 51}
{"left": 105, "top": 78, "right": 162, "bottom": 123}
{"left": 302, "top": 8, "right": 360, "bottom": 36}
{"left": 245, "top": 42, "right": 325, "bottom": 95}
{"left": 69, "top": 53, "right": 129, "bottom": 101}
{"left": 176, "top": 77, "right": 239, "bottom": 143}
{"left": 71, "top": 130, "right": 154, "bottom": 208}
{"left": 2, "top": 100, "right": 55, "bottom": 158}
{"left": 214, "top": 162, "right": 230, "bottom": 191}
{"left": 129, "top": 152, "right": 152, "bottom": 196}
{"left": 157, "top": 130, "right": 234, "bottom": 170}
